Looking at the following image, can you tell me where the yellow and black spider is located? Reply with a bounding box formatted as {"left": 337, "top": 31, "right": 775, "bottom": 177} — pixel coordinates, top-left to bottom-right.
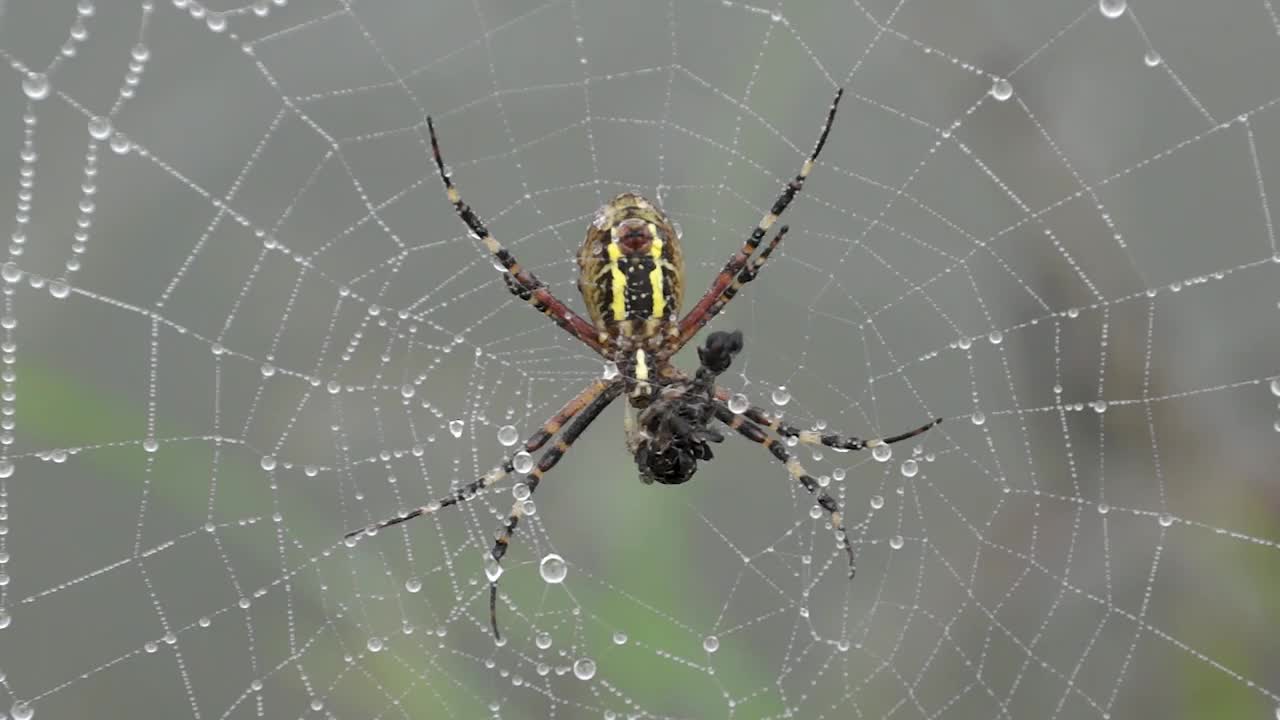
{"left": 346, "top": 89, "right": 941, "bottom": 639}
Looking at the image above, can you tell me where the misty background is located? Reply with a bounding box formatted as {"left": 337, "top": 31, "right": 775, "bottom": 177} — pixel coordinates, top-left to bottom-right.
{"left": 0, "top": 1, "right": 1278, "bottom": 718}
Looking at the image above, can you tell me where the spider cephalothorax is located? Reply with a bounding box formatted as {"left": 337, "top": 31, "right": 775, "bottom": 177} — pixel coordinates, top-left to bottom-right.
{"left": 347, "top": 88, "right": 943, "bottom": 640}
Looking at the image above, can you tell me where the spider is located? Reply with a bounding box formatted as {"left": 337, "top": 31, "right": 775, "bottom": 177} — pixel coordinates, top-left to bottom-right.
{"left": 345, "top": 88, "right": 942, "bottom": 639}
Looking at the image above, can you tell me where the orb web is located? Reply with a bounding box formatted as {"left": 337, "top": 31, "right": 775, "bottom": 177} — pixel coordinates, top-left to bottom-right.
{"left": 1, "top": 1, "right": 1278, "bottom": 718}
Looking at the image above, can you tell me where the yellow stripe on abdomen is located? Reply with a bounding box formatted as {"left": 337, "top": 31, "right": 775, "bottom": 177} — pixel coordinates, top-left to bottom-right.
{"left": 606, "top": 241, "right": 627, "bottom": 321}
{"left": 648, "top": 227, "right": 666, "bottom": 318}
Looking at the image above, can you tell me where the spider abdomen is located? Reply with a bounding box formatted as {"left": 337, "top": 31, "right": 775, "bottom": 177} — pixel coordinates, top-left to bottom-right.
{"left": 578, "top": 193, "right": 684, "bottom": 343}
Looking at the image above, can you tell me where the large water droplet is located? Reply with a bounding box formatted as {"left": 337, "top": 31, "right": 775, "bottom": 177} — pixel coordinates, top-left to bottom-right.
{"left": 513, "top": 452, "right": 534, "bottom": 474}
{"left": 889, "top": 535, "right": 904, "bottom": 549}
{"left": 612, "top": 631, "right": 628, "bottom": 645}
{"left": 22, "top": 73, "right": 50, "bottom": 100}
{"left": 870, "top": 495, "right": 884, "bottom": 509}
{"left": 512, "top": 482, "right": 531, "bottom": 501}
{"left": 48, "top": 278, "right": 70, "bottom": 298}
{"left": 448, "top": 419, "right": 464, "bottom": 438}
{"left": 1143, "top": 50, "right": 1162, "bottom": 67}
{"left": 497, "top": 425, "right": 518, "bottom": 446}
{"left": 11, "top": 701, "right": 34, "bottom": 720}
{"left": 900, "top": 459, "right": 918, "bottom": 478}
{"left": 108, "top": 133, "right": 132, "bottom": 154}
{"left": 988, "top": 330, "right": 1003, "bottom": 345}
{"left": 990, "top": 78, "right": 1012, "bottom": 101}
{"left": 484, "top": 555, "right": 504, "bottom": 582}
{"left": 573, "top": 657, "right": 596, "bottom": 680}
{"left": 1158, "top": 513, "right": 1174, "bottom": 527}
{"left": 872, "top": 445, "right": 891, "bottom": 462}
{"left": 1099, "top": 0, "right": 1126, "bottom": 18}
{"left": 366, "top": 637, "right": 383, "bottom": 652}
{"left": 88, "top": 116, "right": 112, "bottom": 140}
{"left": 702, "top": 635, "right": 719, "bottom": 653}
{"left": 404, "top": 578, "right": 421, "bottom": 593}
{"left": 771, "top": 386, "right": 791, "bottom": 406}
{"left": 728, "top": 393, "right": 749, "bottom": 414}
{"left": 536, "top": 632, "right": 552, "bottom": 649}
{"left": 260, "top": 455, "right": 277, "bottom": 471}
{"left": 539, "top": 553, "right": 567, "bottom": 583}
{"left": 970, "top": 411, "right": 986, "bottom": 426}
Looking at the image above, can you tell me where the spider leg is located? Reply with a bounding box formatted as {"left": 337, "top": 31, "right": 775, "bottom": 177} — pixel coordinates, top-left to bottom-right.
{"left": 343, "top": 379, "right": 612, "bottom": 540}
{"left": 712, "top": 401, "right": 858, "bottom": 576}
{"left": 668, "top": 225, "right": 787, "bottom": 354}
{"left": 673, "top": 89, "right": 843, "bottom": 354}
{"left": 712, "top": 389, "right": 943, "bottom": 452}
{"left": 428, "top": 117, "right": 606, "bottom": 355}
{"left": 487, "top": 382, "right": 623, "bottom": 640}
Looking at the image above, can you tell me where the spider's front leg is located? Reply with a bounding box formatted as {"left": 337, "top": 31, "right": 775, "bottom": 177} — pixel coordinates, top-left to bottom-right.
{"left": 427, "top": 117, "right": 606, "bottom": 356}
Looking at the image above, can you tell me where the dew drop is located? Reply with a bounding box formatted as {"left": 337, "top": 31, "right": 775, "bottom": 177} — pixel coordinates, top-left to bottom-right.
{"left": 206, "top": 12, "right": 227, "bottom": 31}
{"left": 809, "top": 505, "right": 822, "bottom": 519}
{"left": 142, "top": 437, "right": 159, "bottom": 453}
{"left": 871, "top": 445, "right": 891, "bottom": 462}
{"left": 448, "top": 419, "right": 464, "bottom": 438}
{"left": 702, "top": 635, "right": 719, "bottom": 652}
{"left": 1092, "top": 400, "right": 1108, "bottom": 413}
{"left": 497, "top": 424, "right": 519, "bottom": 446}
{"left": 728, "top": 393, "right": 749, "bottom": 414}
{"left": 539, "top": 553, "right": 567, "bottom": 583}
{"left": 602, "top": 361, "right": 619, "bottom": 379}
{"left": 366, "top": 637, "right": 383, "bottom": 652}
{"left": 990, "top": 77, "right": 1012, "bottom": 101}
{"left": 22, "top": 73, "right": 50, "bottom": 100}
{"left": 889, "top": 535, "right": 904, "bottom": 550}
{"left": 573, "top": 658, "right": 596, "bottom": 680}
{"left": 536, "top": 632, "right": 552, "bottom": 649}
{"left": 400, "top": 383, "right": 415, "bottom": 398}
{"left": 404, "top": 578, "right": 421, "bottom": 593}
{"left": 771, "top": 386, "right": 791, "bottom": 406}
{"left": 0, "top": 610, "right": 10, "bottom": 629}
{"left": 109, "top": 133, "right": 132, "bottom": 154}
{"left": 612, "top": 631, "right": 628, "bottom": 645}
{"left": 1270, "top": 378, "right": 1280, "bottom": 397}
{"left": 900, "top": 459, "right": 918, "bottom": 478}
{"left": 970, "top": 411, "right": 986, "bottom": 426}
{"left": 513, "top": 452, "right": 534, "bottom": 474}
{"left": 131, "top": 43, "right": 150, "bottom": 61}
{"left": 11, "top": 701, "right": 33, "bottom": 720}
{"left": 260, "top": 455, "right": 277, "bottom": 471}
{"left": 1143, "top": 50, "right": 1162, "bottom": 67}
{"left": 957, "top": 336, "right": 973, "bottom": 350}
{"left": 1099, "top": 0, "right": 1126, "bottom": 18}
{"left": 1158, "top": 513, "right": 1174, "bottom": 527}
{"left": 48, "top": 279, "right": 70, "bottom": 298}
{"left": 484, "top": 555, "right": 504, "bottom": 582}
{"left": 988, "top": 330, "right": 1003, "bottom": 345}
{"left": 512, "top": 482, "right": 531, "bottom": 501}
{"left": 259, "top": 363, "right": 275, "bottom": 377}
{"left": 1097, "top": 503, "right": 1111, "bottom": 515}
{"left": 870, "top": 495, "right": 884, "bottom": 509}
{"left": 88, "top": 116, "right": 112, "bottom": 140}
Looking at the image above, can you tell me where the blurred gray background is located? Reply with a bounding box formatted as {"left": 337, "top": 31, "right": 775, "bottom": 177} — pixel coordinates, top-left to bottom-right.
{"left": 0, "top": 1, "right": 1278, "bottom": 718}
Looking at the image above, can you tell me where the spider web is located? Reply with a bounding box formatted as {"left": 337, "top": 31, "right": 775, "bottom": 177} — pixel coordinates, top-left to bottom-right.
{"left": 1, "top": 0, "right": 1278, "bottom": 718}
